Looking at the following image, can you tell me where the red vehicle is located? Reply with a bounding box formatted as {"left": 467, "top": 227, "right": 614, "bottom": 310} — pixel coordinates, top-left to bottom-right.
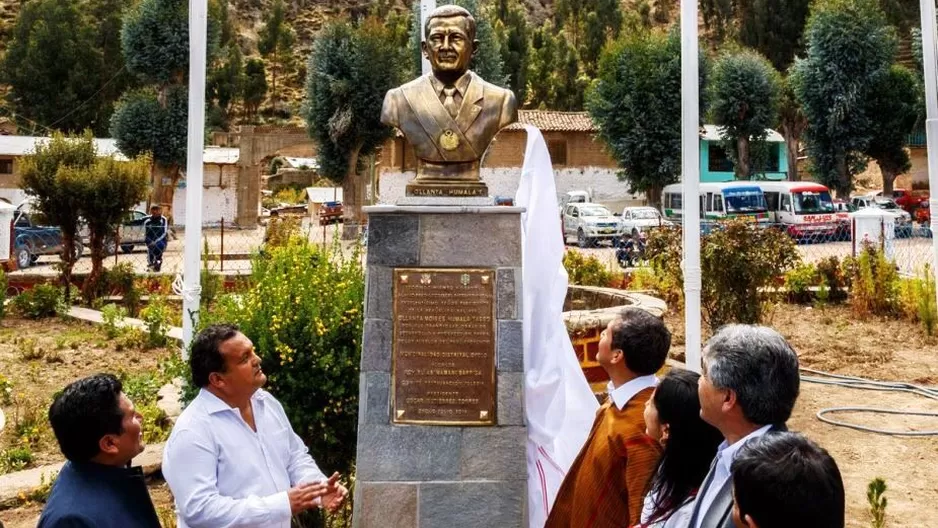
{"left": 875, "top": 189, "right": 928, "bottom": 215}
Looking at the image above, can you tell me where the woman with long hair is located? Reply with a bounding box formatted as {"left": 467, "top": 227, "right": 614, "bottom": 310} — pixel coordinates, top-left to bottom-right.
{"left": 635, "top": 368, "right": 724, "bottom": 527}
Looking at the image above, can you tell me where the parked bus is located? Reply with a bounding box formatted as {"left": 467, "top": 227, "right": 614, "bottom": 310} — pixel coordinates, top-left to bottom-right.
{"left": 661, "top": 182, "right": 770, "bottom": 231}
{"left": 759, "top": 181, "right": 838, "bottom": 239}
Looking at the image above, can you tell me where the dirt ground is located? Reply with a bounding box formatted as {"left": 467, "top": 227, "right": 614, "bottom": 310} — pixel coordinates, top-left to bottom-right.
{"left": 0, "top": 317, "right": 171, "bottom": 467}
{"left": 667, "top": 304, "right": 938, "bottom": 528}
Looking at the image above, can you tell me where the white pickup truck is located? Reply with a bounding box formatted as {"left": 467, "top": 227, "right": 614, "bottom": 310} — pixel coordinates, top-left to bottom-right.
{"left": 562, "top": 202, "right": 624, "bottom": 247}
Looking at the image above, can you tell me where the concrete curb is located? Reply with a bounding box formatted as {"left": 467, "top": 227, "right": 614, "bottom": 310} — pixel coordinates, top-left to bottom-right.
{"left": 66, "top": 306, "right": 183, "bottom": 344}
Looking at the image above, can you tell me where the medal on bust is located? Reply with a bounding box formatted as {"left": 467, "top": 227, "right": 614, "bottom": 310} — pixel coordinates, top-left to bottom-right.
{"left": 440, "top": 130, "right": 460, "bottom": 151}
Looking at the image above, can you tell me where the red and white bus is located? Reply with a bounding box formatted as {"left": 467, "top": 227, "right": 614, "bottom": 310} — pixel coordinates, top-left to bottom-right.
{"left": 760, "top": 182, "right": 838, "bottom": 239}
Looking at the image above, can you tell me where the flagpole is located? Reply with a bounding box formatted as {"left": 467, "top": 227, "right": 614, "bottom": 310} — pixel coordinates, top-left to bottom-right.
{"left": 181, "top": 0, "right": 208, "bottom": 357}
{"left": 681, "top": 0, "right": 702, "bottom": 372}
{"left": 919, "top": 0, "right": 938, "bottom": 316}
{"left": 420, "top": 0, "right": 436, "bottom": 75}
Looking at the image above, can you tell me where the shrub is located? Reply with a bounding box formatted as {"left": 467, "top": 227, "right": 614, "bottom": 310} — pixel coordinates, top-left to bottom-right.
{"left": 868, "top": 477, "right": 887, "bottom": 528}
{"left": 0, "top": 268, "right": 7, "bottom": 321}
{"left": 12, "top": 284, "right": 64, "bottom": 319}
{"left": 0, "top": 373, "right": 12, "bottom": 404}
{"left": 0, "top": 446, "right": 34, "bottom": 474}
{"left": 562, "top": 250, "right": 615, "bottom": 287}
{"left": 848, "top": 244, "right": 900, "bottom": 317}
{"left": 784, "top": 263, "right": 818, "bottom": 304}
{"left": 140, "top": 295, "right": 171, "bottom": 349}
{"left": 103, "top": 263, "right": 141, "bottom": 316}
{"left": 264, "top": 215, "right": 302, "bottom": 249}
{"left": 646, "top": 220, "right": 800, "bottom": 329}
{"left": 206, "top": 238, "right": 364, "bottom": 476}
{"left": 899, "top": 266, "right": 938, "bottom": 336}
{"left": 101, "top": 303, "right": 128, "bottom": 338}
{"left": 816, "top": 256, "right": 848, "bottom": 303}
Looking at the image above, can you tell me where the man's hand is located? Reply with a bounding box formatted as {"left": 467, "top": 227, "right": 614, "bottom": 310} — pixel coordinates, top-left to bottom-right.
{"left": 288, "top": 481, "right": 330, "bottom": 514}
{"left": 321, "top": 472, "right": 348, "bottom": 514}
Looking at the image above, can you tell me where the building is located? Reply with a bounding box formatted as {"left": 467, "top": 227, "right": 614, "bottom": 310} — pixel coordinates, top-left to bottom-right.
{"left": 699, "top": 125, "right": 789, "bottom": 182}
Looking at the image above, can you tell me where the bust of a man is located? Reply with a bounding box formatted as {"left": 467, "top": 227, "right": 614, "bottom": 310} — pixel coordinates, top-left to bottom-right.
{"left": 381, "top": 5, "right": 518, "bottom": 197}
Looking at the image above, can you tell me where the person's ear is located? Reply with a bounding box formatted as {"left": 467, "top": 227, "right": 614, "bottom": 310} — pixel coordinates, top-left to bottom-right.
{"left": 743, "top": 514, "right": 759, "bottom": 528}
{"left": 421, "top": 40, "right": 430, "bottom": 60}
{"left": 471, "top": 39, "right": 480, "bottom": 58}
{"left": 660, "top": 423, "right": 671, "bottom": 444}
{"left": 98, "top": 434, "right": 121, "bottom": 456}
{"left": 609, "top": 349, "right": 624, "bottom": 365}
{"left": 208, "top": 371, "right": 226, "bottom": 389}
{"left": 722, "top": 387, "right": 738, "bottom": 413}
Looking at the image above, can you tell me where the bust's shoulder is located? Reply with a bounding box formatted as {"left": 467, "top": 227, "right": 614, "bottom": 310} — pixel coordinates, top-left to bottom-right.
{"left": 395, "top": 75, "right": 432, "bottom": 93}
{"left": 470, "top": 72, "right": 513, "bottom": 97}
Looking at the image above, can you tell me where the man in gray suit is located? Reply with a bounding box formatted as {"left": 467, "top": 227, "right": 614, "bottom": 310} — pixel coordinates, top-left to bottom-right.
{"left": 685, "top": 325, "right": 801, "bottom": 528}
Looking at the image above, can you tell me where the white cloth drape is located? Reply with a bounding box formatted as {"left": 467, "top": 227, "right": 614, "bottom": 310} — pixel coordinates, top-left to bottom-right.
{"left": 515, "top": 125, "right": 600, "bottom": 527}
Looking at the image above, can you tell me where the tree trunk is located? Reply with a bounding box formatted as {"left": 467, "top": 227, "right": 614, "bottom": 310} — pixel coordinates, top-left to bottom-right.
{"left": 646, "top": 186, "right": 663, "bottom": 208}
{"left": 881, "top": 166, "right": 897, "bottom": 197}
{"left": 341, "top": 143, "right": 364, "bottom": 240}
{"left": 82, "top": 229, "right": 106, "bottom": 302}
{"left": 835, "top": 154, "right": 850, "bottom": 199}
{"left": 60, "top": 231, "right": 77, "bottom": 304}
{"left": 735, "top": 136, "right": 751, "bottom": 180}
{"left": 784, "top": 132, "right": 800, "bottom": 181}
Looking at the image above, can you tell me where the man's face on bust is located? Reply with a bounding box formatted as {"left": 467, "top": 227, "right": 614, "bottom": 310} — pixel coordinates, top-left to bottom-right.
{"left": 423, "top": 15, "right": 477, "bottom": 77}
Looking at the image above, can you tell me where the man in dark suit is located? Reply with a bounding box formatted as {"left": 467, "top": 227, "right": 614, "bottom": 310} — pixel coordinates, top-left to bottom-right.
{"left": 39, "top": 374, "right": 160, "bottom": 528}
{"left": 381, "top": 5, "right": 517, "bottom": 189}
{"left": 686, "top": 325, "right": 801, "bottom": 528}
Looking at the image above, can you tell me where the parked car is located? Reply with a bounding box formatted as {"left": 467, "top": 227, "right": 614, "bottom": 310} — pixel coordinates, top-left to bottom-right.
{"left": 558, "top": 190, "right": 591, "bottom": 213}
{"left": 619, "top": 206, "right": 669, "bottom": 238}
{"left": 873, "top": 188, "right": 928, "bottom": 215}
{"left": 831, "top": 200, "right": 857, "bottom": 241}
{"left": 562, "top": 202, "right": 624, "bottom": 248}
{"left": 13, "top": 205, "right": 83, "bottom": 269}
{"left": 851, "top": 195, "right": 914, "bottom": 238}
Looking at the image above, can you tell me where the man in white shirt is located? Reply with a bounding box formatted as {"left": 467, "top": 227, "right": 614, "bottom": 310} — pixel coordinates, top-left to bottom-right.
{"left": 163, "top": 324, "right": 348, "bottom": 528}
{"left": 685, "top": 325, "right": 801, "bottom": 528}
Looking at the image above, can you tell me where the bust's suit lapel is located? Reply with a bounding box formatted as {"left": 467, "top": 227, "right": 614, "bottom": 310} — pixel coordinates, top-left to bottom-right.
{"left": 455, "top": 73, "right": 484, "bottom": 135}
{"left": 401, "top": 76, "right": 478, "bottom": 161}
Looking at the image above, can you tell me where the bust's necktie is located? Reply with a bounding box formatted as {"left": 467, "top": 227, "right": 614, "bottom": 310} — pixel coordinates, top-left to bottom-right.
{"left": 442, "top": 87, "right": 459, "bottom": 118}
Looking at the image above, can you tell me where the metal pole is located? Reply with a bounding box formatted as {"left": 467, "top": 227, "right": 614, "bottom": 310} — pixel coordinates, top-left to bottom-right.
{"left": 681, "top": 0, "right": 703, "bottom": 372}
{"left": 420, "top": 0, "right": 436, "bottom": 76}
{"left": 919, "top": 0, "right": 938, "bottom": 312}
{"left": 182, "top": 0, "right": 208, "bottom": 357}
{"left": 220, "top": 217, "right": 225, "bottom": 272}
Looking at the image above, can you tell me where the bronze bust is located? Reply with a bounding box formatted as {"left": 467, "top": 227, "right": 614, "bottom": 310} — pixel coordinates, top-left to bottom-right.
{"left": 381, "top": 5, "right": 518, "bottom": 198}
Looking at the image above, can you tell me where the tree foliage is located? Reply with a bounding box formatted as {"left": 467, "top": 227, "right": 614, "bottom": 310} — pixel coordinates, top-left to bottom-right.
{"left": 258, "top": 0, "right": 296, "bottom": 104}
{"left": 305, "top": 18, "right": 406, "bottom": 229}
{"left": 864, "top": 65, "right": 921, "bottom": 195}
{"left": 791, "top": 0, "right": 897, "bottom": 197}
{"left": 587, "top": 30, "right": 706, "bottom": 206}
{"left": 737, "top": 0, "right": 812, "bottom": 72}
{"left": 490, "top": 0, "right": 530, "bottom": 103}
{"left": 243, "top": 59, "right": 268, "bottom": 121}
{"left": 777, "top": 77, "right": 808, "bottom": 181}
{"left": 526, "top": 22, "right": 586, "bottom": 110}
{"left": 0, "top": 0, "right": 135, "bottom": 135}
{"left": 110, "top": 86, "right": 188, "bottom": 169}
{"left": 709, "top": 50, "right": 781, "bottom": 179}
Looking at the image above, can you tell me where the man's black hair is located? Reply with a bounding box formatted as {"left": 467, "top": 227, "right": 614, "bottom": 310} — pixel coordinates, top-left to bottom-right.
{"left": 610, "top": 307, "right": 671, "bottom": 375}
{"left": 189, "top": 323, "right": 241, "bottom": 387}
{"left": 732, "top": 432, "right": 845, "bottom": 528}
{"left": 48, "top": 374, "right": 125, "bottom": 462}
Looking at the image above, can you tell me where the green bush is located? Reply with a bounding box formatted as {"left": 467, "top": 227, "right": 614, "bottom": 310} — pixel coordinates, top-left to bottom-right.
{"left": 0, "top": 446, "right": 34, "bottom": 474}
{"left": 140, "top": 295, "right": 171, "bottom": 349}
{"left": 103, "top": 263, "right": 141, "bottom": 316}
{"left": 784, "top": 263, "right": 818, "bottom": 304}
{"left": 12, "top": 284, "right": 64, "bottom": 319}
{"left": 562, "top": 250, "right": 615, "bottom": 287}
{"left": 101, "top": 304, "right": 128, "bottom": 338}
{"left": 848, "top": 244, "right": 900, "bottom": 317}
{"left": 646, "top": 220, "right": 800, "bottom": 329}
{"left": 206, "top": 238, "right": 364, "bottom": 476}
{"left": 816, "top": 256, "right": 848, "bottom": 303}
{"left": 899, "top": 266, "right": 938, "bottom": 337}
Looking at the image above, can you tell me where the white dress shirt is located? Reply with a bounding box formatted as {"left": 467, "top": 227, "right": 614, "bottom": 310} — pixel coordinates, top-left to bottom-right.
{"left": 693, "top": 424, "right": 773, "bottom": 528}
{"left": 163, "top": 388, "right": 327, "bottom": 528}
{"left": 607, "top": 374, "right": 658, "bottom": 410}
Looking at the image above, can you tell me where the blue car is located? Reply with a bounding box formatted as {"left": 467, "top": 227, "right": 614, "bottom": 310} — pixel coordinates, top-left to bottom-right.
{"left": 13, "top": 206, "right": 83, "bottom": 269}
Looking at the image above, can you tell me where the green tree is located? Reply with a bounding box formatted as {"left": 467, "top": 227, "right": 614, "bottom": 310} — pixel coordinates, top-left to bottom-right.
{"left": 208, "top": 43, "right": 245, "bottom": 128}
{"left": 491, "top": 0, "right": 529, "bottom": 103}
{"left": 68, "top": 156, "right": 150, "bottom": 300}
{"left": 305, "top": 18, "right": 406, "bottom": 235}
{"left": 709, "top": 50, "right": 781, "bottom": 180}
{"left": 737, "top": 0, "right": 812, "bottom": 72}
{"left": 111, "top": 0, "right": 219, "bottom": 215}
{"left": 243, "top": 58, "right": 268, "bottom": 121}
{"left": 864, "top": 65, "right": 920, "bottom": 196}
{"left": 791, "top": 0, "right": 896, "bottom": 197}
{"left": 1, "top": 0, "right": 110, "bottom": 134}
{"left": 554, "top": 36, "right": 587, "bottom": 111}
{"left": 579, "top": 0, "right": 623, "bottom": 76}
{"left": 258, "top": 0, "right": 296, "bottom": 106}
{"left": 525, "top": 22, "right": 558, "bottom": 109}
{"left": 777, "top": 77, "right": 808, "bottom": 181}
{"left": 19, "top": 133, "right": 97, "bottom": 300}
{"left": 700, "top": 0, "right": 737, "bottom": 42}
{"left": 587, "top": 30, "right": 705, "bottom": 206}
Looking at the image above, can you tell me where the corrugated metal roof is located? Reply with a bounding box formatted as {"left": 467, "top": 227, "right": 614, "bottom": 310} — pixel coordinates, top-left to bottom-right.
{"left": 701, "top": 125, "right": 785, "bottom": 143}
{"left": 283, "top": 157, "right": 319, "bottom": 169}
{"left": 0, "top": 136, "right": 241, "bottom": 164}
{"left": 202, "top": 147, "right": 240, "bottom": 164}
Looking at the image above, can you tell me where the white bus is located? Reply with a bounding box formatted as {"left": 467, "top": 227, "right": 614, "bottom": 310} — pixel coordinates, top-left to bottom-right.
{"left": 758, "top": 181, "right": 838, "bottom": 239}
{"left": 661, "top": 182, "right": 770, "bottom": 231}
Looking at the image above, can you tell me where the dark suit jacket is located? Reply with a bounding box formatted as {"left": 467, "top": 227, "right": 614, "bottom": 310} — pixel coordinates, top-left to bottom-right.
{"left": 38, "top": 460, "right": 161, "bottom": 528}
{"left": 684, "top": 425, "right": 787, "bottom": 528}
{"left": 381, "top": 71, "right": 518, "bottom": 163}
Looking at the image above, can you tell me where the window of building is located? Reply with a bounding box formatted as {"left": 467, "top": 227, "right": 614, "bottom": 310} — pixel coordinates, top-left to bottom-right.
{"left": 754, "top": 146, "right": 781, "bottom": 173}
{"left": 708, "top": 145, "right": 735, "bottom": 173}
{"left": 0, "top": 159, "right": 13, "bottom": 175}
{"left": 547, "top": 140, "right": 568, "bottom": 166}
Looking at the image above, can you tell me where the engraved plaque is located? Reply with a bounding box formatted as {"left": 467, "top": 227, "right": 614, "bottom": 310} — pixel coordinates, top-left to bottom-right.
{"left": 392, "top": 268, "right": 496, "bottom": 425}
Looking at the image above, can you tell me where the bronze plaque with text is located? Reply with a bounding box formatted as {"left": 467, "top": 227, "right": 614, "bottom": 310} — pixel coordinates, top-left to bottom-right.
{"left": 392, "top": 268, "right": 496, "bottom": 425}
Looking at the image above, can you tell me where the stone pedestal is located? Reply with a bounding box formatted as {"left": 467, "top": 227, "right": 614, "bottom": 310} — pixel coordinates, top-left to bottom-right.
{"left": 354, "top": 205, "right": 527, "bottom": 528}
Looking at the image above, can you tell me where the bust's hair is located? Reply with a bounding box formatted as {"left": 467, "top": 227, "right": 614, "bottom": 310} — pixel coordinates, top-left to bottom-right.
{"left": 425, "top": 5, "right": 476, "bottom": 42}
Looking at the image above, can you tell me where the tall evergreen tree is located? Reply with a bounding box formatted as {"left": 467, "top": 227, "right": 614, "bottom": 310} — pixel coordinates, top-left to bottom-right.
{"left": 491, "top": 0, "right": 529, "bottom": 104}
{"left": 258, "top": 0, "right": 296, "bottom": 106}
{"left": 526, "top": 22, "right": 558, "bottom": 109}
{"left": 791, "top": 0, "right": 896, "bottom": 197}
{"left": 243, "top": 58, "right": 268, "bottom": 121}
{"left": 737, "top": 0, "right": 812, "bottom": 72}
{"left": 864, "top": 65, "right": 921, "bottom": 196}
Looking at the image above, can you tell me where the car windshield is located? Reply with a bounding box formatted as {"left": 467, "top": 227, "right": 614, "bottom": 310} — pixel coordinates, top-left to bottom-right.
{"left": 723, "top": 189, "right": 767, "bottom": 213}
{"left": 793, "top": 191, "right": 834, "bottom": 214}
{"left": 876, "top": 200, "right": 899, "bottom": 210}
{"left": 630, "top": 209, "right": 659, "bottom": 219}
{"left": 579, "top": 205, "right": 612, "bottom": 217}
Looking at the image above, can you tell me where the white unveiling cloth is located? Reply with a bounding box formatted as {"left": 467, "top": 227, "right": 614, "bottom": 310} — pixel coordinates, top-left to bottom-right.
{"left": 515, "top": 125, "right": 600, "bottom": 527}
